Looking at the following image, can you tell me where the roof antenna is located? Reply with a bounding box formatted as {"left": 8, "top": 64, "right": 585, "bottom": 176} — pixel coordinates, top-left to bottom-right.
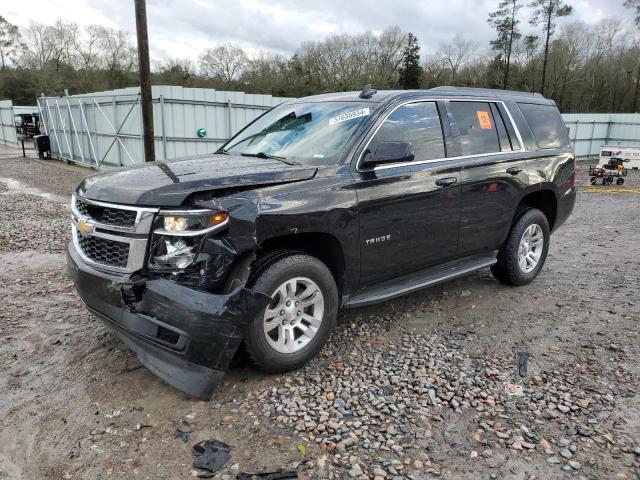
{"left": 359, "top": 84, "right": 377, "bottom": 99}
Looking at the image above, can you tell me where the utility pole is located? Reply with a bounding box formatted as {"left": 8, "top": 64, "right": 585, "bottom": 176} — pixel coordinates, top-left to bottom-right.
{"left": 134, "top": 0, "right": 155, "bottom": 162}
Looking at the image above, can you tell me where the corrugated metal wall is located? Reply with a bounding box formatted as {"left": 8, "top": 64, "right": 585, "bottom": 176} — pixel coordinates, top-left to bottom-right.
{"left": 0, "top": 100, "right": 17, "bottom": 145}
{"left": 562, "top": 113, "right": 640, "bottom": 158}
{"left": 37, "top": 86, "right": 292, "bottom": 168}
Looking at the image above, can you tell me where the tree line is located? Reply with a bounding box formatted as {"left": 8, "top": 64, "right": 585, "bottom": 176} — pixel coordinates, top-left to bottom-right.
{"left": 0, "top": 0, "right": 639, "bottom": 113}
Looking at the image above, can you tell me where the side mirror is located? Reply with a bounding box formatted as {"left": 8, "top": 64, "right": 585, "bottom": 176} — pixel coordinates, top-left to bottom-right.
{"left": 361, "top": 141, "right": 414, "bottom": 168}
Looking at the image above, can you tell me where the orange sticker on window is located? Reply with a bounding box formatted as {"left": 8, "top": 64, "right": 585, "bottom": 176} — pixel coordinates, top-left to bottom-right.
{"left": 477, "top": 111, "right": 492, "bottom": 129}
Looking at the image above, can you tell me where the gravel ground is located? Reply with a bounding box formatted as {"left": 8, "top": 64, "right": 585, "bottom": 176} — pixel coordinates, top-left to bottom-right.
{"left": 1, "top": 145, "right": 639, "bottom": 479}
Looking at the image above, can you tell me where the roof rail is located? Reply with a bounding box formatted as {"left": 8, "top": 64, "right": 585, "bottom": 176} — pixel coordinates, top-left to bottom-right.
{"left": 428, "top": 86, "right": 544, "bottom": 98}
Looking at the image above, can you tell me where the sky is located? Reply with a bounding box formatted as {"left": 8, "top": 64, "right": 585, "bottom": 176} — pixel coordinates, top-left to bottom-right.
{"left": 2, "top": 0, "right": 634, "bottom": 63}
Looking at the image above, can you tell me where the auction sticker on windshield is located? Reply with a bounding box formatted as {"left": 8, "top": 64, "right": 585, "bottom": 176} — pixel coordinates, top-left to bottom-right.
{"left": 329, "top": 107, "right": 370, "bottom": 125}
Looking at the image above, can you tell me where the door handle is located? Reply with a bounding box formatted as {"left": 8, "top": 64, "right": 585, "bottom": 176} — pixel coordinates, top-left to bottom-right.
{"left": 506, "top": 166, "right": 523, "bottom": 175}
{"left": 435, "top": 176, "right": 458, "bottom": 187}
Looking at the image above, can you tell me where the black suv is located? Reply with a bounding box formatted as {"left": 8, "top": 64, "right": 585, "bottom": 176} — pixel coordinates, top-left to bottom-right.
{"left": 68, "top": 87, "right": 576, "bottom": 398}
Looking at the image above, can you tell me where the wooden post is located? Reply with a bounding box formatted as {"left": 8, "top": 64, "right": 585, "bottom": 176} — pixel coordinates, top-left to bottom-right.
{"left": 134, "top": 0, "right": 155, "bottom": 163}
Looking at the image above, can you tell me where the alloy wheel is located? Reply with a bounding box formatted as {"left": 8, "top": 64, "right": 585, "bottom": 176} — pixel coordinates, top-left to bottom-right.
{"left": 263, "top": 277, "right": 325, "bottom": 354}
{"left": 518, "top": 223, "right": 544, "bottom": 273}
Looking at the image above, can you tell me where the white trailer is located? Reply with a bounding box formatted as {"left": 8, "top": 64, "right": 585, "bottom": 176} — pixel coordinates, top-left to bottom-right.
{"left": 599, "top": 145, "right": 640, "bottom": 169}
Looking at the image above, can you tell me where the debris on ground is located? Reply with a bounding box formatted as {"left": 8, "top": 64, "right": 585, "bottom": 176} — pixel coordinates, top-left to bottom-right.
{"left": 192, "top": 440, "right": 232, "bottom": 474}
{"left": 517, "top": 351, "right": 529, "bottom": 377}
{"left": 236, "top": 471, "right": 298, "bottom": 479}
{"left": 176, "top": 428, "right": 191, "bottom": 443}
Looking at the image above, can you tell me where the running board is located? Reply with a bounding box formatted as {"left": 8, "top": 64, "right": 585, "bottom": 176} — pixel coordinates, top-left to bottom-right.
{"left": 344, "top": 253, "right": 497, "bottom": 308}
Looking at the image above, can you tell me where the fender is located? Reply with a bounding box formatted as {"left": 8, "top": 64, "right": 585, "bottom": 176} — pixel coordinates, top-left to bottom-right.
{"left": 253, "top": 167, "right": 360, "bottom": 297}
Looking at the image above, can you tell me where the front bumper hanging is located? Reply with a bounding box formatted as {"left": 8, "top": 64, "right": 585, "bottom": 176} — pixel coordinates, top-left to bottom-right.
{"left": 67, "top": 244, "right": 270, "bottom": 399}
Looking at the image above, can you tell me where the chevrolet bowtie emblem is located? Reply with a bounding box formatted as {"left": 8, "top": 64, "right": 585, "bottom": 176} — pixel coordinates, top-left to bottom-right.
{"left": 77, "top": 218, "right": 93, "bottom": 235}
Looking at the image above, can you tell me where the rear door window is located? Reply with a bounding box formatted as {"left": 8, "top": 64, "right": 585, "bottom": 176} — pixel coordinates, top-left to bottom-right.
{"left": 517, "top": 103, "right": 569, "bottom": 149}
{"left": 446, "top": 101, "right": 501, "bottom": 156}
{"left": 369, "top": 102, "right": 445, "bottom": 162}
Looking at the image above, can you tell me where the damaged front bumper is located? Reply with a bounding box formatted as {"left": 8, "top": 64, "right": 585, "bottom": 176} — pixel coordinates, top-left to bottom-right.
{"left": 67, "top": 244, "right": 270, "bottom": 399}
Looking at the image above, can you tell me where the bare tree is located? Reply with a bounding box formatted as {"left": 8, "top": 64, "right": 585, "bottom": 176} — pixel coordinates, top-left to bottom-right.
{"left": 625, "top": 0, "right": 640, "bottom": 25}
{"left": 0, "top": 15, "right": 23, "bottom": 69}
{"left": 155, "top": 58, "right": 199, "bottom": 86}
{"left": 76, "top": 25, "right": 103, "bottom": 71}
{"left": 95, "top": 26, "right": 137, "bottom": 73}
{"left": 437, "top": 35, "right": 479, "bottom": 84}
{"left": 199, "top": 44, "right": 248, "bottom": 87}
{"left": 291, "top": 27, "right": 407, "bottom": 92}
{"left": 374, "top": 26, "right": 408, "bottom": 86}
{"left": 20, "top": 20, "right": 78, "bottom": 71}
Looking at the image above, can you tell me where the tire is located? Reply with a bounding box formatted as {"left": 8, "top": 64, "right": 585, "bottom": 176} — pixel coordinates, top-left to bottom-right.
{"left": 244, "top": 252, "right": 338, "bottom": 373}
{"left": 617, "top": 178, "right": 624, "bottom": 185}
{"left": 491, "top": 208, "right": 550, "bottom": 286}
{"left": 589, "top": 177, "right": 597, "bottom": 185}
{"left": 602, "top": 178, "right": 608, "bottom": 186}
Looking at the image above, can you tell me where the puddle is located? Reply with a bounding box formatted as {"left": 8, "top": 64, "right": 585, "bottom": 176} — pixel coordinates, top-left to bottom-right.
{"left": 0, "top": 177, "right": 68, "bottom": 204}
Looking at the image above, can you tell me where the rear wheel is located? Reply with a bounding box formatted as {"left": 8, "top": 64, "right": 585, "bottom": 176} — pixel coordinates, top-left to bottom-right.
{"left": 617, "top": 178, "right": 624, "bottom": 185}
{"left": 491, "top": 208, "right": 550, "bottom": 286}
{"left": 244, "top": 253, "right": 338, "bottom": 373}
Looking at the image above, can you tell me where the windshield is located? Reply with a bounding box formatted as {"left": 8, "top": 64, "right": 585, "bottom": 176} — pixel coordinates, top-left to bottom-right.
{"left": 221, "top": 102, "right": 372, "bottom": 163}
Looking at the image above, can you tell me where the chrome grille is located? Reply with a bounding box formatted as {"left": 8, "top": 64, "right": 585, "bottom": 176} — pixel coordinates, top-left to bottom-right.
{"left": 78, "top": 235, "right": 130, "bottom": 268}
{"left": 71, "top": 195, "right": 158, "bottom": 273}
{"left": 75, "top": 197, "right": 137, "bottom": 228}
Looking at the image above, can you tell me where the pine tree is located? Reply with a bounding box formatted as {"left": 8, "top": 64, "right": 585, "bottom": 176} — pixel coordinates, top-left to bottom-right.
{"left": 398, "top": 33, "right": 422, "bottom": 89}
{"left": 529, "top": 0, "right": 573, "bottom": 95}
{"left": 488, "top": 0, "right": 522, "bottom": 90}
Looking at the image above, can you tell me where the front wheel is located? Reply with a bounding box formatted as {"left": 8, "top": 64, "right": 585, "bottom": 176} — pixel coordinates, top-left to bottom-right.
{"left": 491, "top": 208, "right": 550, "bottom": 286}
{"left": 244, "top": 253, "right": 338, "bottom": 373}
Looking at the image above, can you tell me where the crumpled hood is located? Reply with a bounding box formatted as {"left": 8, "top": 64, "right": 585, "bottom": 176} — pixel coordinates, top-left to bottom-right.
{"left": 76, "top": 154, "right": 317, "bottom": 207}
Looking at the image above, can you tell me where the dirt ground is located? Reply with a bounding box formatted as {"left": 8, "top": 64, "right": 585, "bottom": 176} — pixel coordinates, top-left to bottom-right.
{"left": 0, "top": 146, "right": 639, "bottom": 480}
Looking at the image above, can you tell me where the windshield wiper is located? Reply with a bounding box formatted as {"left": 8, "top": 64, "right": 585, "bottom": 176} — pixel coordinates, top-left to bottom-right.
{"left": 240, "top": 151, "right": 298, "bottom": 165}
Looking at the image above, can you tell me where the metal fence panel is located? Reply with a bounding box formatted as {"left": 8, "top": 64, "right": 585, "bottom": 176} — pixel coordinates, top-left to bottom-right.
{"left": 0, "top": 100, "right": 17, "bottom": 145}
{"left": 562, "top": 113, "right": 640, "bottom": 157}
{"left": 38, "top": 86, "right": 292, "bottom": 168}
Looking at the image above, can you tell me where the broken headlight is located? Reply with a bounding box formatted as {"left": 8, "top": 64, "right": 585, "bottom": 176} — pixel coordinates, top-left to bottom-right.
{"left": 148, "top": 209, "right": 228, "bottom": 270}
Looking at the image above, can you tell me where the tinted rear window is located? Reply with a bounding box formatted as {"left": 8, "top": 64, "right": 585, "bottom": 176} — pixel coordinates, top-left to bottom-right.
{"left": 518, "top": 103, "right": 569, "bottom": 149}
{"left": 446, "top": 101, "right": 501, "bottom": 156}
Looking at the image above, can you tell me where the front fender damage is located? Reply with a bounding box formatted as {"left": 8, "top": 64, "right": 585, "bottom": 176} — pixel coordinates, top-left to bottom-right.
{"left": 158, "top": 193, "right": 261, "bottom": 291}
{"left": 121, "top": 279, "right": 270, "bottom": 399}
{"left": 115, "top": 193, "right": 270, "bottom": 398}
